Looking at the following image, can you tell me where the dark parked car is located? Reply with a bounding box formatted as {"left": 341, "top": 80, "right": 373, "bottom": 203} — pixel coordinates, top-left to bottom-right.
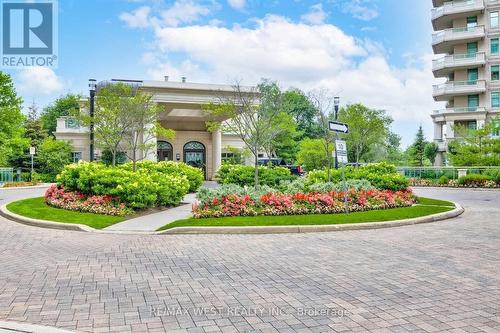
{"left": 257, "top": 158, "right": 304, "bottom": 176}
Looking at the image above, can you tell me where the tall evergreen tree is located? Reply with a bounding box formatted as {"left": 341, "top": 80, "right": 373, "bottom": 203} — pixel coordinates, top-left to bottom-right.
{"left": 25, "top": 101, "right": 47, "bottom": 148}
{"left": 410, "top": 125, "right": 427, "bottom": 167}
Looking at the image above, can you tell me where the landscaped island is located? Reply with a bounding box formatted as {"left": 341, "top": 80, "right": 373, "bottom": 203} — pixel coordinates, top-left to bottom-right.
{"left": 5, "top": 162, "right": 458, "bottom": 231}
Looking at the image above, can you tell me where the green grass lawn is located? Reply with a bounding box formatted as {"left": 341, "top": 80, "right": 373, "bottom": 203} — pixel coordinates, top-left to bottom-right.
{"left": 157, "top": 197, "right": 455, "bottom": 231}
{"left": 417, "top": 197, "right": 455, "bottom": 207}
{"left": 6, "top": 197, "right": 126, "bottom": 230}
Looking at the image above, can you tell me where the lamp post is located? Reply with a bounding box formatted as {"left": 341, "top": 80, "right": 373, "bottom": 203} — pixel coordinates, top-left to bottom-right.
{"left": 333, "top": 96, "right": 340, "bottom": 169}
{"left": 89, "top": 79, "right": 97, "bottom": 162}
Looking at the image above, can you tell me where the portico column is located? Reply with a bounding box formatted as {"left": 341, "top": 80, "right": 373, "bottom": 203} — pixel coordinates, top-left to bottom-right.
{"left": 212, "top": 130, "right": 222, "bottom": 178}
{"left": 434, "top": 122, "right": 443, "bottom": 140}
{"left": 446, "top": 121, "right": 454, "bottom": 139}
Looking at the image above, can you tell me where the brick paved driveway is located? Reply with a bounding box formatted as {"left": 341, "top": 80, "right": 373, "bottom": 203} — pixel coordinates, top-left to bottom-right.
{"left": 0, "top": 187, "right": 499, "bottom": 332}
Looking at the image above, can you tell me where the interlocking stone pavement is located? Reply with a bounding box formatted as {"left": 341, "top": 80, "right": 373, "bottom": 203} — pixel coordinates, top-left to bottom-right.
{"left": 0, "top": 187, "right": 499, "bottom": 332}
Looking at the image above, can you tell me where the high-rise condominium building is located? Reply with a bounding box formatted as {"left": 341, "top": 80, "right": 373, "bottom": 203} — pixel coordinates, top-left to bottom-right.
{"left": 431, "top": 0, "right": 500, "bottom": 165}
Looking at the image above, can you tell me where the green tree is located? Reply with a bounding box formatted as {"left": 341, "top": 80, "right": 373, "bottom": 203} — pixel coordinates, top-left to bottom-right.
{"left": 118, "top": 87, "right": 174, "bottom": 170}
{"left": 409, "top": 126, "right": 427, "bottom": 167}
{"left": 78, "top": 83, "right": 132, "bottom": 166}
{"left": 25, "top": 101, "right": 47, "bottom": 148}
{"left": 282, "top": 89, "right": 321, "bottom": 139}
{"left": 37, "top": 137, "right": 73, "bottom": 181}
{"left": 204, "top": 81, "right": 283, "bottom": 188}
{"left": 8, "top": 101, "right": 47, "bottom": 170}
{"left": 0, "top": 71, "right": 27, "bottom": 166}
{"left": 308, "top": 89, "right": 337, "bottom": 181}
{"left": 270, "top": 112, "right": 301, "bottom": 163}
{"left": 337, "top": 104, "right": 392, "bottom": 164}
{"left": 257, "top": 81, "right": 302, "bottom": 162}
{"left": 424, "top": 142, "right": 439, "bottom": 165}
{"left": 40, "top": 94, "right": 80, "bottom": 136}
{"left": 447, "top": 122, "right": 500, "bottom": 166}
{"left": 296, "top": 138, "right": 333, "bottom": 171}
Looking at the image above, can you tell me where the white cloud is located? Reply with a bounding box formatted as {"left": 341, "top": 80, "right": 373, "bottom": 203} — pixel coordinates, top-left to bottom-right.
{"left": 17, "top": 67, "right": 64, "bottom": 95}
{"left": 122, "top": 9, "right": 442, "bottom": 144}
{"left": 120, "top": 6, "right": 151, "bottom": 28}
{"left": 301, "top": 3, "right": 327, "bottom": 25}
{"left": 120, "top": 0, "right": 214, "bottom": 28}
{"left": 152, "top": 15, "right": 364, "bottom": 85}
{"left": 227, "top": 0, "right": 246, "bottom": 10}
{"left": 160, "top": 0, "right": 212, "bottom": 27}
{"left": 343, "top": 0, "right": 379, "bottom": 21}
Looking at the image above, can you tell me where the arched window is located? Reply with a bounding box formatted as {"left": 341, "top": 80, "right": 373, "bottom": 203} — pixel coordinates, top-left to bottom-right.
{"left": 157, "top": 141, "right": 173, "bottom": 162}
{"left": 183, "top": 141, "right": 206, "bottom": 178}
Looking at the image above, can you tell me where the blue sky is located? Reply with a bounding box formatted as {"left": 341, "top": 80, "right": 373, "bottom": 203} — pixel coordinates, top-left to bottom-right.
{"left": 6, "top": 0, "right": 439, "bottom": 147}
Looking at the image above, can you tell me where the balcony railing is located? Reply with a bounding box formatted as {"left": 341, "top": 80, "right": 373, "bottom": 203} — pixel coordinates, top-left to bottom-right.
{"left": 433, "top": 80, "right": 486, "bottom": 98}
{"left": 433, "top": 106, "right": 487, "bottom": 114}
{"left": 432, "top": 26, "right": 485, "bottom": 46}
{"left": 432, "top": 52, "right": 485, "bottom": 73}
{"left": 432, "top": 0, "right": 485, "bottom": 21}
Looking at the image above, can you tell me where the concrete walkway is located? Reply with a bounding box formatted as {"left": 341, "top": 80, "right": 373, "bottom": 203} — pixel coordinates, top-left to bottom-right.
{"left": 104, "top": 193, "right": 197, "bottom": 232}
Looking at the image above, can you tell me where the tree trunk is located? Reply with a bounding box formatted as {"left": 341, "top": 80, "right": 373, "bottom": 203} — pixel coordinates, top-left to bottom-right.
{"left": 132, "top": 149, "right": 137, "bottom": 171}
{"left": 254, "top": 153, "right": 259, "bottom": 190}
{"left": 112, "top": 151, "right": 116, "bottom": 166}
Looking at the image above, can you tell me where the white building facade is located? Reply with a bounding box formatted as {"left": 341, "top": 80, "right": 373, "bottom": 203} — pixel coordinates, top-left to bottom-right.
{"left": 55, "top": 79, "right": 258, "bottom": 179}
{"left": 431, "top": 0, "right": 500, "bottom": 165}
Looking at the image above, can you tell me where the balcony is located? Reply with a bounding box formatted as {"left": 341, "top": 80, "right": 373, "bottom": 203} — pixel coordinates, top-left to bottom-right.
{"left": 433, "top": 106, "right": 487, "bottom": 114}
{"left": 432, "top": 26, "right": 485, "bottom": 54}
{"left": 432, "top": 0, "right": 485, "bottom": 31}
{"left": 432, "top": 52, "right": 485, "bottom": 77}
{"left": 432, "top": 80, "right": 486, "bottom": 101}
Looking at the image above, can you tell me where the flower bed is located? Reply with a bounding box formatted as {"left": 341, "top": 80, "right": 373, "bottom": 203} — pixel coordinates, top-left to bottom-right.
{"left": 45, "top": 185, "right": 132, "bottom": 216}
{"left": 192, "top": 189, "right": 416, "bottom": 218}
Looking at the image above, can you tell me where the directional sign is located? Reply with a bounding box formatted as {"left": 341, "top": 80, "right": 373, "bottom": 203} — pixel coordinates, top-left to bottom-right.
{"left": 335, "top": 140, "right": 348, "bottom": 164}
{"left": 329, "top": 121, "right": 349, "bottom": 134}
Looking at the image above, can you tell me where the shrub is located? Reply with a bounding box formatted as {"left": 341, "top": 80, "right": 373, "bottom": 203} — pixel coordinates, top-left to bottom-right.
{"left": 215, "top": 164, "right": 294, "bottom": 187}
{"left": 119, "top": 161, "right": 204, "bottom": 192}
{"left": 56, "top": 162, "right": 190, "bottom": 209}
{"left": 483, "top": 169, "right": 500, "bottom": 183}
{"left": 37, "top": 137, "right": 73, "bottom": 181}
{"left": 438, "top": 175, "right": 449, "bottom": 185}
{"left": 305, "top": 163, "right": 409, "bottom": 191}
{"left": 457, "top": 174, "right": 493, "bottom": 187}
{"left": 196, "top": 184, "right": 276, "bottom": 205}
{"left": 278, "top": 178, "right": 309, "bottom": 194}
{"left": 308, "top": 180, "right": 374, "bottom": 193}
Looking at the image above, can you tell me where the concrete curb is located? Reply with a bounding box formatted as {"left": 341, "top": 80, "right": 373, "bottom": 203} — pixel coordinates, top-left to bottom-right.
{"left": 158, "top": 203, "right": 464, "bottom": 235}
{"left": 0, "top": 184, "right": 52, "bottom": 191}
{"left": 0, "top": 204, "right": 95, "bottom": 232}
{"left": 0, "top": 320, "right": 74, "bottom": 333}
{"left": 1, "top": 201, "right": 464, "bottom": 235}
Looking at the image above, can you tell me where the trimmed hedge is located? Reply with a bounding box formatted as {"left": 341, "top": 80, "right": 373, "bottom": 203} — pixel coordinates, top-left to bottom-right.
{"left": 306, "top": 162, "right": 409, "bottom": 191}
{"left": 119, "top": 161, "right": 204, "bottom": 192}
{"left": 457, "top": 174, "right": 495, "bottom": 187}
{"left": 215, "top": 164, "right": 295, "bottom": 187}
{"left": 56, "top": 162, "right": 190, "bottom": 209}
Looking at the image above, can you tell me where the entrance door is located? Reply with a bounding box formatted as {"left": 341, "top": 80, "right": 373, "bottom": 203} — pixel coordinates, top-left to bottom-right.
{"left": 157, "top": 141, "right": 173, "bottom": 162}
{"left": 183, "top": 141, "right": 206, "bottom": 178}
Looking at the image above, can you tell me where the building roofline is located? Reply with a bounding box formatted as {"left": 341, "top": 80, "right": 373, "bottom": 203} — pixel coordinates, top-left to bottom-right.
{"left": 99, "top": 78, "right": 257, "bottom": 94}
